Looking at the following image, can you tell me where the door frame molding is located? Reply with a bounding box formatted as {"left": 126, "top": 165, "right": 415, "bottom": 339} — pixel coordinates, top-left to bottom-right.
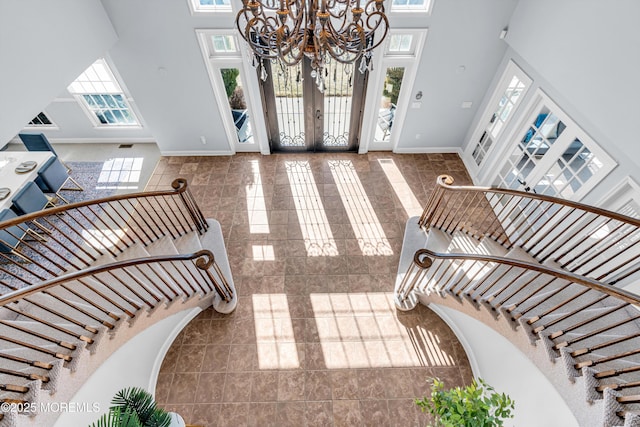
{"left": 489, "top": 89, "right": 617, "bottom": 201}
{"left": 462, "top": 60, "right": 532, "bottom": 183}
{"left": 358, "top": 28, "right": 428, "bottom": 153}
{"left": 195, "top": 29, "right": 270, "bottom": 154}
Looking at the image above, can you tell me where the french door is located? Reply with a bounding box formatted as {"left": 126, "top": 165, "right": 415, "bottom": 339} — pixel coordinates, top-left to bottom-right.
{"left": 259, "top": 57, "right": 368, "bottom": 152}
{"left": 492, "top": 91, "right": 615, "bottom": 201}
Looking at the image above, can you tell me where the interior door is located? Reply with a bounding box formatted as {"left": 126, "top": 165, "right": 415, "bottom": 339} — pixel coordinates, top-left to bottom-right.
{"left": 259, "top": 58, "right": 367, "bottom": 152}
{"left": 493, "top": 94, "right": 614, "bottom": 201}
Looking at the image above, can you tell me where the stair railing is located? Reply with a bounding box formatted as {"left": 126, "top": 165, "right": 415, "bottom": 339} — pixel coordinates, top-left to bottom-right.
{"left": 418, "top": 175, "right": 640, "bottom": 285}
{"left": 0, "top": 178, "right": 206, "bottom": 291}
{"left": 398, "top": 247, "right": 640, "bottom": 414}
{"left": 0, "top": 250, "right": 231, "bottom": 408}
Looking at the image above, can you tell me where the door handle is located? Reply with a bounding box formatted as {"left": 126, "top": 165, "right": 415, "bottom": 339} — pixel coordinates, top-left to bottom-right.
{"left": 517, "top": 178, "right": 531, "bottom": 192}
{"left": 316, "top": 109, "right": 322, "bottom": 120}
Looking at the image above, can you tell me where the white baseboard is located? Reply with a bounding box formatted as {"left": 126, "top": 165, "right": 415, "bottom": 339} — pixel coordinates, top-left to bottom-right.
{"left": 52, "top": 137, "right": 157, "bottom": 144}
{"left": 393, "top": 146, "right": 463, "bottom": 154}
{"left": 160, "top": 150, "right": 235, "bottom": 156}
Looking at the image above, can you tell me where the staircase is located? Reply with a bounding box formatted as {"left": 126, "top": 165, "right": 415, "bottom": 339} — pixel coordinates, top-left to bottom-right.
{"left": 395, "top": 175, "right": 640, "bottom": 427}
{"left": 0, "top": 179, "right": 236, "bottom": 427}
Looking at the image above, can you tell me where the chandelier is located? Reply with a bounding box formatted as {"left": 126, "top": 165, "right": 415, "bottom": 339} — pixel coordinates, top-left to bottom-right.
{"left": 235, "top": 0, "right": 389, "bottom": 92}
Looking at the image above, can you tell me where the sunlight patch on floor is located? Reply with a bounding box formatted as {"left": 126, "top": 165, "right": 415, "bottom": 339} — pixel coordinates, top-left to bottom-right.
{"left": 378, "top": 158, "right": 423, "bottom": 218}
{"left": 253, "top": 293, "right": 300, "bottom": 369}
{"left": 252, "top": 244, "right": 275, "bottom": 261}
{"left": 285, "top": 161, "right": 338, "bottom": 256}
{"left": 97, "top": 157, "right": 143, "bottom": 190}
{"left": 329, "top": 160, "right": 392, "bottom": 256}
{"left": 310, "top": 292, "right": 456, "bottom": 368}
{"left": 247, "top": 159, "right": 270, "bottom": 234}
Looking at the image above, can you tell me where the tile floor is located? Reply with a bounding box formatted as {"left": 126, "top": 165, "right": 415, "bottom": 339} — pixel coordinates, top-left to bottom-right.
{"left": 148, "top": 152, "right": 474, "bottom": 427}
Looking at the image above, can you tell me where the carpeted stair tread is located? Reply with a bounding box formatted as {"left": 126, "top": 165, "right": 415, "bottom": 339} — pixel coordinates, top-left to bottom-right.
{"left": 16, "top": 293, "right": 113, "bottom": 331}
{"left": 0, "top": 341, "right": 69, "bottom": 368}
{"left": 447, "top": 231, "right": 481, "bottom": 253}
{"left": 0, "top": 320, "right": 84, "bottom": 349}
{"left": 55, "top": 277, "right": 144, "bottom": 316}
{"left": 172, "top": 231, "right": 203, "bottom": 254}
{"left": 144, "top": 236, "right": 180, "bottom": 257}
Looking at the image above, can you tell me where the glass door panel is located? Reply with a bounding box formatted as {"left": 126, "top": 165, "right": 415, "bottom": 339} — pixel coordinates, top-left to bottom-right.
{"left": 489, "top": 91, "right": 617, "bottom": 247}
{"left": 472, "top": 76, "right": 527, "bottom": 166}
{"left": 272, "top": 62, "right": 306, "bottom": 148}
{"left": 220, "top": 68, "right": 254, "bottom": 144}
{"left": 532, "top": 139, "right": 605, "bottom": 198}
{"left": 261, "top": 59, "right": 366, "bottom": 152}
{"left": 375, "top": 67, "right": 405, "bottom": 143}
{"left": 493, "top": 105, "right": 567, "bottom": 192}
{"left": 322, "top": 62, "right": 355, "bottom": 148}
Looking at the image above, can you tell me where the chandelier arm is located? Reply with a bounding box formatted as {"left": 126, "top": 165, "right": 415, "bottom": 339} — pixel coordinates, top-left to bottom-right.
{"left": 235, "top": 0, "right": 388, "bottom": 88}
{"left": 361, "top": 11, "right": 389, "bottom": 52}
{"left": 244, "top": 19, "right": 281, "bottom": 60}
{"left": 277, "top": 31, "right": 307, "bottom": 66}
{"left": 323, "top": 26, "right": 366, "bottom": 63}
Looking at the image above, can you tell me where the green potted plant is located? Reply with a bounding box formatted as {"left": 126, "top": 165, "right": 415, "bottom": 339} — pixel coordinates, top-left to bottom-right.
{"left": 89, "top": 387, "right": 174, "bottom": 427}
{"left": 415, "top": 378, "right": 515, "bottom": 427}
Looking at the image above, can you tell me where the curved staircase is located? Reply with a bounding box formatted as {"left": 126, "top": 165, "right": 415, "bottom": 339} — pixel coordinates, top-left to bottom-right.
{"left": 0, "top": 179, "right": 236, "bottom": 427}
{"left": 395, "top": 175, "right": 640, "bottom": 427}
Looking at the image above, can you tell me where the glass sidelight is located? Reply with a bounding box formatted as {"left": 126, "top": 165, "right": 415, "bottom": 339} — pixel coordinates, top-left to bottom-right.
{"left": 219, "top": 68, "right": 254, "bottom": 144}
{"left": 375, "top": 67, "right": 405, "bottom": 143}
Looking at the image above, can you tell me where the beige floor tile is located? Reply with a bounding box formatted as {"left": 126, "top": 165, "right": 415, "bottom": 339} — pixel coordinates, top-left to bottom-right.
{"left": 153, "top": 153, "right": 474, "bottom": 426}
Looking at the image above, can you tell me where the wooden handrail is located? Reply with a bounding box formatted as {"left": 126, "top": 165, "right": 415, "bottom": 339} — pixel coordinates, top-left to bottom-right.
{"left": 430, "top": 175, "right": 640, "bottom": 227}
{"left": 418, "top": 175, "right": 640, "bottom": 286}
{"left": 0, "top": 178, "right": 209, "bottom": 292}
{"left": 0, "top": 178, "right": 191, "bottom": 229}
{"left": 398, "top": 240, "right": 640, "bottom": 421}
{"left": 409, "top": 248, "right": 640, "bottom": 307}
{"left": 0, "top": 250, "right": 216, "bottom": 307}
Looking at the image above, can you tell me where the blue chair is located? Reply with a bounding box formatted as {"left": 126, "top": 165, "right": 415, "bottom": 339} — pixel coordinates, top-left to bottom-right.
{"left": 18, "top": 133, "right": 72, "bottom": 172}
{"left": 12, "top": 181, "right": 53, "bottom": 215}
{"left": 0, "top": 209, "right": 25, "bottom": 254}
{"left": 18, "top": 133, "right": 58, "bottom": 154}
{"left": 36, "top": 156, "right": 83, "bottom": 204}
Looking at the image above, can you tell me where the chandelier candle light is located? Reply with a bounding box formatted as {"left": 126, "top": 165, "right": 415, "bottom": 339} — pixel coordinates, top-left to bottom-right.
{"left": 236, "top": 0, "right": 389, "bottom": 92}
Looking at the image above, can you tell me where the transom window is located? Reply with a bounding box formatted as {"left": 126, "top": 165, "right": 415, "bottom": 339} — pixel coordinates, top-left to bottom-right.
{"left": 188, "top": 0, "right": 231, "bottom": 14}
{"left": 211, "top": 35, "right": 238, "bottom": 53}
{"left": 387, "top": 34, "right": 414, "bottom": 54}
{"left": 68, "top": 59, "right": 139, "bottom": 127}
{"left": 391, "top": 0, "right": 432, "bottom": 13}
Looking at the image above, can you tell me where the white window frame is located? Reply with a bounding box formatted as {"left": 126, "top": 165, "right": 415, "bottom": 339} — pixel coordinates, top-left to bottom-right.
{"left": 68, "top": 58, "right": 141, "bottom": 129}
{"left": 490, "top": 90, "right": 617, "bottom": 201}
{"left": 390, "top": 0, "right": 433, "bottom": 14}
{"left": 25, "top": 111, "right": 58, "bottom": 130}
{"left": 187, "top": 0, "right": 232, "bottom": 15}
{"left": 196, "top": 29, "right": 268, "bottom": 153}
{"left": 359, "top": 28, "right": 428, "bottom": 153}
{"left": 463, "top": 60, "right": 532, "bottom": 181}
{"left": 597, "top": 177, "right": 640, "bottom": 214}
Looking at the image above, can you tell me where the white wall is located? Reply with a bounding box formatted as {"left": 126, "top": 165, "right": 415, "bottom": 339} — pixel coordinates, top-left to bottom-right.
{"left": 4, "top": 0, "right": 523, "bottom": 153}
{"left": 98, "top": 0, "right": 237, "bottom": 154}
{"left": 431, "top": 305, "right": 578, "bottom": 427}
{"left": 0, "top": 0, "right": 117, "bottom": 145}
{"left": 503, "top": 0, "right": 640, "bottom": 204}
{"left": 394, "top": 0, "right": 518, "bottom": 151}
{"left": 55, "top": 307, "right": 201, "bottom": 427}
